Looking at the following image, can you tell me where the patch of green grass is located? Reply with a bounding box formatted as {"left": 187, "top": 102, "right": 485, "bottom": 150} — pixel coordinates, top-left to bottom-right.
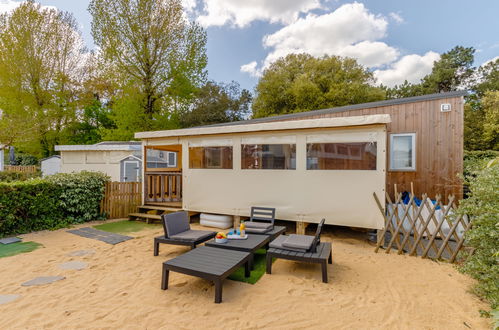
{"left": 229, "top": 249, "right": 274, "bottom": 285}
{"left": 0, "top": 242, "right": 43, "bottom": 258}
{"left": 94, "top": 220, "right": 161, "bottom": 234}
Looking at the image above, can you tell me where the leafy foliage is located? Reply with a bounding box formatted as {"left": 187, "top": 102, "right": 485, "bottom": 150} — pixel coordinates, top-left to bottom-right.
{"left": 180, "top": 81, "right": 251, "bottom": 127}
{"left": 458, "top": 161, "right": 499, "bottom": 310}
{"left": 252, "top": 54, "right": 386, "bottom": 118}
{"left": 89, "top": 0, "right": 208, "bottom": 135}
{"left": 46, "top": 171, "right": 109, "bottom": 223}
{"left": 0, "top": 171, "right": 41, "bottom": 182}
{"left": 0, "top": 172, "right": 109, "bottom": 237}
{"left": 0, "top": 1, "right": 87, "bottom": 157}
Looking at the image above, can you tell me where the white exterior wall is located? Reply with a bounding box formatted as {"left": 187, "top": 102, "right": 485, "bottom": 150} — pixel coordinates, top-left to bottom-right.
{"left": 41, "top": 157, "right": 61, "bottom": 176}
{"left": 144, "top": 125, "right": 387, "bottom": 229}
{"left": 59, "top": 150, "right": 134, "bottom": 181}
{"left": 0, "top": 148, "right": 3, "bottom": 171}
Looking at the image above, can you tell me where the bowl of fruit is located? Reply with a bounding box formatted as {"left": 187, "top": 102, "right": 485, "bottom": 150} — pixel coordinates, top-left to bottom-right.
{"left": 215, "top": 232, "right": 228, "bottom": 243}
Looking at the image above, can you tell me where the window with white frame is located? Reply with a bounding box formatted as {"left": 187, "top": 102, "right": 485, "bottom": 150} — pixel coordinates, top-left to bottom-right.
{"left": 390, "top": 133, "right": 416, "bottom": 171}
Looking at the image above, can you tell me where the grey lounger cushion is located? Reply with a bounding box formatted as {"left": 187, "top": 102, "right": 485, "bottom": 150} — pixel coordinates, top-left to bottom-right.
{"left": 245, "top": 222, "right": 273, "bottom": 230}
{"left": 282, "top": 234, "right": 314, "bottom": 250}
{"left": 169, "top": 230, "right": 215, "bottom": 242}
{"left": 245, "top": 227, "right": 272, "bottom": 234}
{"left": 269, "top": 235, "right": 308, "bottom": 253}
{"left": 165, "top": 212, "right": 190, "bottom": 237}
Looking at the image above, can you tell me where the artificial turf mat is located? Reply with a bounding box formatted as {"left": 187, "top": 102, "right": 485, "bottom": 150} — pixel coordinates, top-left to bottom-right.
{"left": 93, "top": 220, "right": 160, "bottom": 234}
{"left": 0, "top": 242, "right": 42, "bottom": 258}
{"left": 228, "top": 249, "right": 274, "bottom": 285}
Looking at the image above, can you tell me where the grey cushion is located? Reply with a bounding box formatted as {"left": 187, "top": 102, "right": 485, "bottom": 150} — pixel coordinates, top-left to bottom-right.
{"left": 282, "top": 234, "right": 314, "bottom": 250}
{"left": 246, "top": 227, "right": 272, "bottom": 234}
{"left": 169, "top": 230, "right": 215, "bottom": 242}
{"left": 245, "top": 222, "right": 273, "bottom": 230}
{"left": 269, "top": 235, "right": 308, "bottom": 253}
{"left": 164, "top": 212, "right": 190, "bottom": 237}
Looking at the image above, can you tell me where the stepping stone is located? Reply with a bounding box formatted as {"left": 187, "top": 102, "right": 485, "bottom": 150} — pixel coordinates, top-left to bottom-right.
{"left": 67, "top": 250, "right": 95, "bottom": 257}
{"left": 0, "top": 237, "right": 21, "bottom": 245}
{"left": 21, "top": 276, "right": 65, "bottom": 287}
{"left": 59, "top": 261, "right": 88, "bottom": 271}
{"left": 67, "top": 228, "right": 133, "bottom": 245}
{"left": 0, "top": 294, "right": 20, "bottom": 305}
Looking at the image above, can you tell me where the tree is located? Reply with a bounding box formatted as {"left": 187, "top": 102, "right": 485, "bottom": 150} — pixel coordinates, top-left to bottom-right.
{"left": 387, "top": 46, "right": 475, "bottom": 98}
{"left": 89, "top": 0, "right": 208, "bottom": 135}
{"left": 482, "top": 91, "right": 499, "bottom": 150}
{"left": 179, "top": 81, "right": 251, "bottom": 127}
{"left": 0, "top": 1, "right": 86, "bottom": 156}
{"left": 252, "top": 54, "right": 386, "bottom": 118}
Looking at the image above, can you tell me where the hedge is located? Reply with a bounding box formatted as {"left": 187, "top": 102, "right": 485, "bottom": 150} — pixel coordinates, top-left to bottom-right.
{"left": 0, "top": 171, "right": 109, "bottom": 237}
{"left": 458, "top": 159, "right": 499, "bottom": 317}
{"left": 0, "top": 171, "right": 41, "bottom": 182}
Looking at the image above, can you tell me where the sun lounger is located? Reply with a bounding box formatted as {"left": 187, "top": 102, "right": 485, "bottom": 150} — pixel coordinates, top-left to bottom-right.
{"left": 153, "top": 211, "right": 216, "bottom": 256}
{"left": 161, "top": 246, "right": 251, "bottom": 303}
{"left": 266, "top": 219, "right": 332, "bottom": 283}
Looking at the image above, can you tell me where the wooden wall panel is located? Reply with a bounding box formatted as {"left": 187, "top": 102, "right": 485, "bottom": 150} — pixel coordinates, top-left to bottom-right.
{"left": 277, "top": 96, "right": 464, "bottom": 200}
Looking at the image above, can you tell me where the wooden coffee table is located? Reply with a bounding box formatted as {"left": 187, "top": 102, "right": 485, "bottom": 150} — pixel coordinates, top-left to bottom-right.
{"left": 161, "top": 246, "right": 251, "bottom": 303}
{"left": 205, "top": 234, "right": 270, "bottom": 270}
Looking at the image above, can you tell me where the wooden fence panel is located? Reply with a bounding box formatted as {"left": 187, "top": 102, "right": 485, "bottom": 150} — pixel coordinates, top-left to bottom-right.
{"left": 4, "top": 165, "right": 38, "bottom": 173}
{"left": 100, "top": 181, "right": 142, "bottom": 219}
{"left": 373, "top": 192, "right": 471, "bottom": 262}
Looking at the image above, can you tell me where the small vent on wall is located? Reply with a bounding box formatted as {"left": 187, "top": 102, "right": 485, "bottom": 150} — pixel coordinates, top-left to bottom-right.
{"left": 440, "top": 103, "right": 452, "bottom": 112}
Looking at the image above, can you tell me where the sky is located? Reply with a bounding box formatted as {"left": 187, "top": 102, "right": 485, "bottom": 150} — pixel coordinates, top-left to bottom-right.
{"left": 0, "top": 0, "right": 498, "bottom": 91}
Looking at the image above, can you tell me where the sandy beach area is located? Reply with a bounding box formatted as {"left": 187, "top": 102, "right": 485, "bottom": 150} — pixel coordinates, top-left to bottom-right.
{"left": 0, "top": 220, "right": 490, "bottom": 329}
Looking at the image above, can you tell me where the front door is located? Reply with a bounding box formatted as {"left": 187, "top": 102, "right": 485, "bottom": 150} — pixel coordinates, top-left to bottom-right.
{"left": 123, "top": 161, "right": 140, "bottom": 182}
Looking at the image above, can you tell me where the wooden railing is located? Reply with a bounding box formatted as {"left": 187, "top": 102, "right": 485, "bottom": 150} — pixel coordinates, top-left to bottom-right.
{"left": 4, "top": 165, "right": 38, "bottom": 173}
{"left": 101, "top": 181, "right": 142, "bottom": 219}
{"left": 145, "top": 172, "right": 182, "bottom": 203}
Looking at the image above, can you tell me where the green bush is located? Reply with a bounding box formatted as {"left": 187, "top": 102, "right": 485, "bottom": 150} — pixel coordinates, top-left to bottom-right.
{"left": 458, "top": 163, "right": 499, "bottom": 311}
{"left": 0, "top": 171, "right": 109, "bottom": 237}
{"left": 46, "top": 171, "right": 109, "bottom": 223}
{"left": 0, "top": 171, "right": 41, "bottom": 182}
{"left": 464, "top": 150, "right": 499, "bottom": 179}
{"left": 0, "top": 179, "right": 66, "bottom": 236}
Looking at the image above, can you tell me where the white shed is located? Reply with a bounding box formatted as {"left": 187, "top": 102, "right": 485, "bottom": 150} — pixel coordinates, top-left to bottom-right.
{"left": 40, "top": 155, "right": 61, "bottom": 177}
{"left": 54, "top": 142, "right": 142, "bottom": 182}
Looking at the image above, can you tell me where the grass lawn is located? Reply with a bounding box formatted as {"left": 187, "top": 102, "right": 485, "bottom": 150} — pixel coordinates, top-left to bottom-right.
{"left": 229, "top": 249, "right": 274, "bottom": 285}
{"left": 0, "top": 241, "right": 42, "bottom": 258}
{"left": 94, "top": 220, "right": 161, "bottom": 234}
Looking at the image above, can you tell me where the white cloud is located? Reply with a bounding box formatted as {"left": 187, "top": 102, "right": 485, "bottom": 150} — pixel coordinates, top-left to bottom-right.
{"left": 373, "top": 51, "right": 440, "bottom": 87}
{"left": 240, "top": 61, "right": 261, "bottom": 77}
{"left": 0, "top": 0, "right": 21, "bottom": 13}
{"left": 258, "top": 3, "right": 398, "bottom": 69}
{"left": 197, "top": 0, "right": 321, "bottom": 28}
{"left": 389, "top": 12, "right": 404, "bottom": 24}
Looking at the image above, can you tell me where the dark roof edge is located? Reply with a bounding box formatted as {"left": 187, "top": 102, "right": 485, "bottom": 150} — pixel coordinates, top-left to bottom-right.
{"left": 203, "top": 90, "right": 468, "bottom": 128}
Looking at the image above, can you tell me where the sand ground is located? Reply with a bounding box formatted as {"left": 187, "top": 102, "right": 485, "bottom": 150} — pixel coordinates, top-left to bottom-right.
{"left": 0, "top": 220, "right": 491, "bottom": 330}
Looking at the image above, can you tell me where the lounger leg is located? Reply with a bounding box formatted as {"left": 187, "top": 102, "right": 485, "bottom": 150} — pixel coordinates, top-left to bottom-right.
{"left": 328, "top": 251, "right": 333, "bottom": 264}
{"left": 161, "top": 265, "right": 169, "bottom": 290}
{"left": 266, "top": 254, "right": 272, "bottom": 274}
{"left": 249, "top": 254, "right": 255, "bottom": 270}
{"left": 214, "top": 279, "right": 223, "bottom": 303}
{"left": 154, "top": 240, "right": 159, "bottom": 256}
{"left": 244, "top": 260, "right": 251, "bottom": 278}
{"left": 321, "top": 260, "right": 328, "bottom": 283}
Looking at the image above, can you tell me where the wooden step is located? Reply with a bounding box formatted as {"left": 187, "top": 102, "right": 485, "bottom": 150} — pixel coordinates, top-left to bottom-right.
{"left": 129, "top": 213, "right": 162, "bottom": 220}
{"left": 146, "top": 202, "right": 182, "bottom": 208}
{"left": 138, "top": 205, "right": 182, "bottom": 212}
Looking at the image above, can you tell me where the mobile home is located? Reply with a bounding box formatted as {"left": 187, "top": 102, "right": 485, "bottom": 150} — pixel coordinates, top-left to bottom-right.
{"left": 134, "top": 91, "right": 465, "bottom": 230}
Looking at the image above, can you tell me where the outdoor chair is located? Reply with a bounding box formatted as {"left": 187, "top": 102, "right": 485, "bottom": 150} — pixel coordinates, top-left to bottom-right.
{"left": 266, "top": 219, "right": 332, "bottom": 283}
{"left": 244, "top": 207, "right": 275, "bottom": 234}
{"left": 153, "top": 211, "right": 216, "bottom": 256}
